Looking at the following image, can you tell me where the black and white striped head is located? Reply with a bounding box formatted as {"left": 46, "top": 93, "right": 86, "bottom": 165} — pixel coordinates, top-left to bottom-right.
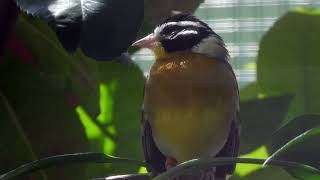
{"left": 132, "top": 13, "right": 228, "bottom": 61}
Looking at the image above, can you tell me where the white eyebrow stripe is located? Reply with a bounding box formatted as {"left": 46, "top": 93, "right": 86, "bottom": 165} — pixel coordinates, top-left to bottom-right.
{"left": 171, "top": 30, "right": 198, "bottom": 39}
{"left": 165, "top": 21, "right": 204, "bottom": 27}
{"left": 154, "top": 21, "right": 205, "bottom": 35}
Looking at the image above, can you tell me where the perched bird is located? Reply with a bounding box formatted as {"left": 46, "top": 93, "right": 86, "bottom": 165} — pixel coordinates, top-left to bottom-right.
{"left": 132, "top": 14, "right": 240, "bottom": 180}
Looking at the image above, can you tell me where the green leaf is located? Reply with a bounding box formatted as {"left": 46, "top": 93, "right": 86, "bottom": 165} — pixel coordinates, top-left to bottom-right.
{"left": 1, "top": 44, "right": 89, "bottom": 179}
{"left": 0, "top": 90, "right": 45, "bottom": 179}
{"left": 240, "top": 82, "right": 260, "bottom": 101}
{"left": 270, "top": 114, "right": 320, "bottom": 153}
{"left": 239, "top": 95, "right": 292, "bottom": 153}
{"left": 78, "top": 54, "right": 145, "bottom": 176}
{"left": 0, "top": 152, "right": 147, "bottom": 180}
{"left": 9, "top": 14, "right": 146, "bottom": 178}
{"left": 152, "top": 158, "right": 320, "bottom": 180}
{"left": 257, "top": 9, "right": 320, "bottom": 121}
{"left": 231, "top": 167, "right": 297, "bottom": 180}
{"left": 14, "top": 0, "right": 144, "bottom": 60}
{"left": 266, "top": 128, "right": 320, "bottom": 174}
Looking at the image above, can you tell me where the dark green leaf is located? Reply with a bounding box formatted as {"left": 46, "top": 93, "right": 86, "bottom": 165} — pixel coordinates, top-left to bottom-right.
{"left": 10, "top": 14, "right": 146, "bottom": 178}
{"left": 266, "top": 128, "right": 320, "bottom": 172}
{"left": 0, "top": 152, "right": 147, "bottom": 180}
{"left": 239, "top": 95, "right": 292, "bottom": 153}
{"left": 0, "top": 47, "right": 89, "bottom": 179}
{"left": 14, "top": 0, "right": 144, "bottom": 60}
{"left": 231, "top": 167, "right": 297, "bottom": 180}
{"left": 270, "top": 114, "right": 320, "bottom": 153}
{"left": 0, "top": 90, "right": 44, "bottom": 179}
{"left": 153, "top": 158, "right": 320, "bottom": 180}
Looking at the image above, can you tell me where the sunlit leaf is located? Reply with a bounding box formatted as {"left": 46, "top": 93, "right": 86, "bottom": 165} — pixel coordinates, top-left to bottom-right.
{"left": 235, "top": 146, "right": 268, "bottom": 177}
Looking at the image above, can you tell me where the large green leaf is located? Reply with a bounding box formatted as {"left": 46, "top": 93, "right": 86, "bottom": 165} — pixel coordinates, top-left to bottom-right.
{"left": 14, "top": 0, "right": 144, "bottom": 60}
{"left": 14, "top": 14, "right": 100, "bottom": 116}
{"left": 2, "top": 13, "right": 145, "bottom": 179}
{"left": 257, "top": 8, "right": 320, "bottom": 122}
{"left": 0, "top": 50, "right": 89, "bottom": 180}
{"left": 270, "top": 114, "right": 320, "bottom": 153}
{"left": 0, "top": 90, "right": 44, "bottom": 180}
{"left": 239, "top": 95, "right": 292, "bottom": 153}
{"left": 77, "top": 54, "right": 145, "bottom": 177}
{"left": 266, "top": 128, "right": 320, "bottom": 178}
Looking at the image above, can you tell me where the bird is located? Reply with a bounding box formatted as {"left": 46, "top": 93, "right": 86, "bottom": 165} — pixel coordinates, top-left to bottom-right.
{"left": 132, "top": 13, "right": 240, "bottom": 180}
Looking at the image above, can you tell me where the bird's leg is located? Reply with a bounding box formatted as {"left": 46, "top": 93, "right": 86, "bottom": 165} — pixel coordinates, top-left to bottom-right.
{"left": 165, "top": 157, "right": 178, "bottom": 170}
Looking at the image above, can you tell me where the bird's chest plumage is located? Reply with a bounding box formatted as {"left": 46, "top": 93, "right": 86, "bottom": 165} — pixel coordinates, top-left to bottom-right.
{"left": 144, "top": 52, "right": 237, "bottom": 162}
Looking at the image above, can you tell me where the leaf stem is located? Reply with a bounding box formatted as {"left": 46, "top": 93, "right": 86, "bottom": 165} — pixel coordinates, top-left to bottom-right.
{"left": 153, "top": 157, "right": 320, "bottom": 180}
{"left": 0, "top": 152, "right": 148, "bottom": 180}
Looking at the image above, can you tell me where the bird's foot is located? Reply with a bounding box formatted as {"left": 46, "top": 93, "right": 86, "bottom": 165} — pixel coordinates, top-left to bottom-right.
{"left": 165, "top": 157, "right": 178, "bottom": 170}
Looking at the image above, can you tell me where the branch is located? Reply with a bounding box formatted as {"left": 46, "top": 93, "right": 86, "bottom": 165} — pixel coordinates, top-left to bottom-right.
{"left": 92, "top": 173, "right": 151, "bottom": 180}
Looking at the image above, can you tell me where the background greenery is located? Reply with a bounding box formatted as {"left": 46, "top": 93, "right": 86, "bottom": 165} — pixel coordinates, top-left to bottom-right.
{"left": 1, "top": 0, "right": 320, "bottom": 180}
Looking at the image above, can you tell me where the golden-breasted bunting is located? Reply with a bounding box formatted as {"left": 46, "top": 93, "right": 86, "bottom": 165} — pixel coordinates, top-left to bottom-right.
{"left": 132, "top": 13, "right": 240, "bottom": 180}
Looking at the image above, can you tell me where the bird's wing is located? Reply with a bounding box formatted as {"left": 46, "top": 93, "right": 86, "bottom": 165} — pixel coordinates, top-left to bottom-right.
{"left": 142, "top": 109, "right": 166, "bottom": 175}
{"left": 215, "top": 61, "right": 240, "bottom": 178}
{"left": 215, "top": 113, "right": 240, "bottom": 178}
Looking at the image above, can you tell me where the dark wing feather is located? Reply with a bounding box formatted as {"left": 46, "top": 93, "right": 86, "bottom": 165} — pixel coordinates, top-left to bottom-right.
{"left": 215, "top": 61, "right": 240, "bottom": 178}
{"left": 215, "top": 113, "right": 240, "bottom": 178}
{"left": 141, "top": 110, "right": 166, "bottom": 175}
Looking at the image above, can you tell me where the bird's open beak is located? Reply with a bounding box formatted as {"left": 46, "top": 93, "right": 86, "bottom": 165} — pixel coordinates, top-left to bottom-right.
{"left": 132, "top": 34, "right": 158, "bottom": 48}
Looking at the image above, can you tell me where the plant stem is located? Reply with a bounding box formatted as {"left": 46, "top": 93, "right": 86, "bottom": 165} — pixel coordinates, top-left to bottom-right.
{"left": 153, "top": 157, "right": 320, "bottom": 180}
{"left": 0, "top": 89, "right": 48, "bottom": 180}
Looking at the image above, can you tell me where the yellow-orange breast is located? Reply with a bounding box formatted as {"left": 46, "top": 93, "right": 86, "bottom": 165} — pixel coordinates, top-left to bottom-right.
{"left": 144, "top": 52, "right": 238, "bottom": 162}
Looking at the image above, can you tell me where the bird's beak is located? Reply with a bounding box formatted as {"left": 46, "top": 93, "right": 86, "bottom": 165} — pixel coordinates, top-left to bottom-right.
{"left": 132, "top": 33, "right": 158, "bottom": 48}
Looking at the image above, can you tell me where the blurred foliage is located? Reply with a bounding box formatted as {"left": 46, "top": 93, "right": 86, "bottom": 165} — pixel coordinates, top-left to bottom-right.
{"left": 13, "top": 0, "right": 144, "bottom": 60}
{"left": 0, "top": 13, "right": 144, "bottom": 180}
{"left": 230, "top": 8, "right": 320, "bottom": 180}
{"left": 257, "top": 8, "right": 320, "bottom": 123}
{"left": 1, "top": 1, "right": 320, "bottom": 179}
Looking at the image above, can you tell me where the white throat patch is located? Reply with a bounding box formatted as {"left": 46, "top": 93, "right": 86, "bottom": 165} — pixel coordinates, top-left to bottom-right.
{"left": 191, "top": 35, "right": 229, "bottom": 60}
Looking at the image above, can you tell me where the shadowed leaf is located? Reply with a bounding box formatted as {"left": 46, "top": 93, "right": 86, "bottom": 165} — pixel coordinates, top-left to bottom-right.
{"left": 270, "top": 114, "right": 320, "bottom": 153}
{"left": 0, "top": 152, "right": 147, "bottom": 180}
{"left": 266, "top": 128, "right": 320, "bottom": 179}
{"left": 153, "top": 158, "right": 320, "bottom": 180}
{"left": 240, "top": 95, "right": 293, "bottom": 153}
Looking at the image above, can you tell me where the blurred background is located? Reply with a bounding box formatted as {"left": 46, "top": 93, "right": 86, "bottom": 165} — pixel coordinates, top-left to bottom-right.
{"left": 133, "top": 0, "right": 320, "bottom": 87}
{"left": 1, "top": 0, "right": 320, "bottom": 180}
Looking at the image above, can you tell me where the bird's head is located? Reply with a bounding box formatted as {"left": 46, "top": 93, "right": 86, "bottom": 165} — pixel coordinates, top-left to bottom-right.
{"left": 132, "top": 13, "right": 228, "bottom": 61}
